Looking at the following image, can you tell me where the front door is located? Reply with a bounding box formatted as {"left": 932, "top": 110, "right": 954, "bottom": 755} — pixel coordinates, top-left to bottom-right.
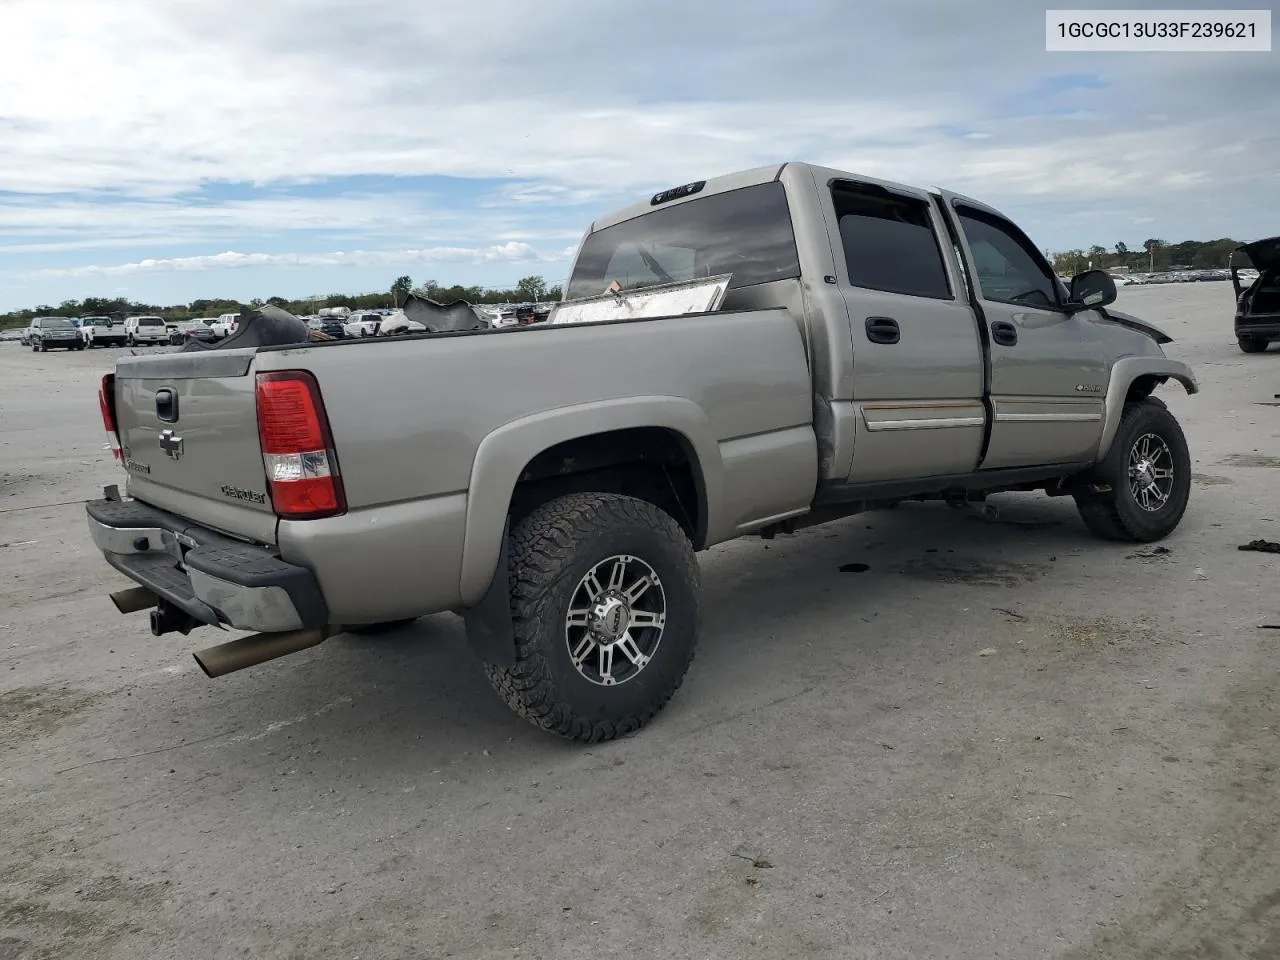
{"left": 820, "top": 177, "right": 987, "bottom": 484}
{"left": 937, "top": 192, "right": 1108, "bottom": 470}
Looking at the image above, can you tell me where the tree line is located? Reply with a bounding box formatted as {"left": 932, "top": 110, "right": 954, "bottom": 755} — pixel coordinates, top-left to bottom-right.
{"left": 1050, "top": 237, "right": 1245, "bottom": 276}
{"left": 0, "top": 274, "right": 562, "bottom": 331}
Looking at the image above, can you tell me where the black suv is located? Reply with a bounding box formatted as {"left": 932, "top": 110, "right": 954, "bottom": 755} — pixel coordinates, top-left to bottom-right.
{"left": 28, "top": 316, "right": 84, "bottom": 352}
{"left": 1232, "top": 237, "right": 1280, "bottom": 354}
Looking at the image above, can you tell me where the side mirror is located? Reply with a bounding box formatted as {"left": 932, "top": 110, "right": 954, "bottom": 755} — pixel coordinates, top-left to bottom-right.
{"left": 1068, "top": 269, "right": 1117, "bottom": 310}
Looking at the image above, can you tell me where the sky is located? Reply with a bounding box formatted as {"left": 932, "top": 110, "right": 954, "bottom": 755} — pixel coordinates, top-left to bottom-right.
{"left": 0, "top": 0, "right": 1276, "bottom": 311}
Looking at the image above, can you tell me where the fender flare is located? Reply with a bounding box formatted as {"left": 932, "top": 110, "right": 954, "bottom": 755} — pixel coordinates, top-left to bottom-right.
{"left": 457, "top": 396, "right": 725, "bottom": 609}
{"left": 1096, "top": 357, "right": 1198, "bottom": 460}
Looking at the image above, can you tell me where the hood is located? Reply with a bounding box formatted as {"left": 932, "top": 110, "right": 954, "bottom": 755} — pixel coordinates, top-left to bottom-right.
{"left": 1099, "top": 307, "right": 1173, "bottom": 345}
{"left": 1234, "top": 236, "right": 1280, "bottom": 272}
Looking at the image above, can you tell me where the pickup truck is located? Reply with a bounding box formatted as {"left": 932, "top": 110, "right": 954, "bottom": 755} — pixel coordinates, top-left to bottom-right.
{"left": 81, "top": 316, "right": 129, "bottom": 348}
{"left": 85, "top": 161, "right": 1198, "bottom": 742}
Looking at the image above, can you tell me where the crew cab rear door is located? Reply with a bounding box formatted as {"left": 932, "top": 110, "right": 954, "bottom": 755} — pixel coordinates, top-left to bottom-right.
{"left": 934, "top": 189, "right": 1108, "bottom": 470}
{"left": 817, "top": 175, "right": 986, "bottom": 484}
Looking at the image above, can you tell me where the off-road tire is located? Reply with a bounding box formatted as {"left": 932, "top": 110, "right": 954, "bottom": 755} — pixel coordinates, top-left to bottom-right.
{"left": 484, "top": 492, "right": 700, "bottom": 743}
{"left": 1238, "top": 337, "right": 1268, "bottom": 354}
{"left": 1074, "top": 397, "right": 1190, "bottom": 542}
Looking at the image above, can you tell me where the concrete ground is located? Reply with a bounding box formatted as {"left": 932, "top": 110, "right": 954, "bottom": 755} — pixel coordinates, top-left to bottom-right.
{"left": 1, "top": 283, "right": 1277, "bottom": 960}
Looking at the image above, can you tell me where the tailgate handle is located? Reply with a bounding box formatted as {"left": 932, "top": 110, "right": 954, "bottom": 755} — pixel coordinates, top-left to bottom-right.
{"left": 155, "top": 388, "right": 179, "bottom": 423}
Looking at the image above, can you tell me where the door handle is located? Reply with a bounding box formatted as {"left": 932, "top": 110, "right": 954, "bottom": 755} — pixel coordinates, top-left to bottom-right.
{"left": 990, "top": 320, "right": 1018, "bottom": 347}
{"left": 865, "top": 316, "right": 900, "bottom": 345}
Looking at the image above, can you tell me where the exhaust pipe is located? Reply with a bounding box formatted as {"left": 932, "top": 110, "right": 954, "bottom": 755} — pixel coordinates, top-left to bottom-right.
{"left": 193, "top": 627, "right": 333, "bottom": 678}
{"left": 111, "top": 586, "right": 160, "bottom": 614}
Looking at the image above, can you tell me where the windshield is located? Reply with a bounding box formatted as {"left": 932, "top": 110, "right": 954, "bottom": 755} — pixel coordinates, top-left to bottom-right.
{"left": 42, "top": 318, "right": 74, "bottom": 329}
{"left": 566, "top": 181, "right": 801, "bottom": 300}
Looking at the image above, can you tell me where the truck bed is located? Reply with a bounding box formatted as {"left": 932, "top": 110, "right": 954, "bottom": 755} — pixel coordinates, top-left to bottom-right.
{"left": 109, "top": 309, "right": 819, "bottom": 623}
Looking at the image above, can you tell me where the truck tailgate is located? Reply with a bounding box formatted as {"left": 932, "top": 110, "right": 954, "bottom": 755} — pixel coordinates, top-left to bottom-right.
{"left": 112, "top": 349, "right": 278, "bottom": 545}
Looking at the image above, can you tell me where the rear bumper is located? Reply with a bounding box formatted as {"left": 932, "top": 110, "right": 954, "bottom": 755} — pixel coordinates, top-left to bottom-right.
{"left": 1236, "top": 318, "right": 1280, "bottom": 339}
{"left": 86, "top": 497, "right": 328, "bottom": 633}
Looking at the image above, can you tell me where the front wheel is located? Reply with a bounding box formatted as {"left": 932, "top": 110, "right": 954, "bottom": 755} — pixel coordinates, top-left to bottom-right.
{"left": 1238, "top": 336, "right": 1268, "bottom": 354}
{"left": 1074, "top": 397, "right": 1191, "bottom": 542}
{"left": 484, "top": 492, "right": 701, "bottom": 743}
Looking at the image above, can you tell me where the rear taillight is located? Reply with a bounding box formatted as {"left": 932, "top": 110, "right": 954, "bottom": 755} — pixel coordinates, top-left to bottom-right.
{"left": 99, "top": 373, "right": 123, "bottom": 465}
{"left": 255, "top": 370, "right": 346, "bottom": 519}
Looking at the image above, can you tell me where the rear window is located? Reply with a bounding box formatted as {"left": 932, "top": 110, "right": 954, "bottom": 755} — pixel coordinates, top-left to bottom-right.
{"left": 566, "top": 181, "right": 801, "bottom": 300}
{"left": 138, "top": 316, "right": 164, "bottom": 326}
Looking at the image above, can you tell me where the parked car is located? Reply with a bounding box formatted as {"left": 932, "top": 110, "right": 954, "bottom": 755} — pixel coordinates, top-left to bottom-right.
{"left": 81, "top": 316, "right": 128, "bottom": 348}
{"left": 206, "top": 313, "right": 241, "bottom": 339}
{"left": 316, "top": 317, "right": 347, "bottom": 339}
{"left": 86, "top": 160, "right": 1197, "bottom": 742}
{"left": 123, "top": 315, "right": 170, "bottom": 346}
{"left": 343, "top": 313, "right": 382, "bottom": 337}
{"left": 168, "top": 320, "right": 218, "bottom": 345}
{"left": 27, "top": 316, "right": 84, "bottom": 351}
{"left": 1231, "top": 236, "right": 1280, "bottom": 354}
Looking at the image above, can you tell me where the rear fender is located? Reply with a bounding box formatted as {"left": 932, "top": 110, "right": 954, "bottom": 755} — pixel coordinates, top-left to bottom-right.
{"left": 458, "top": 396, "right": 724, "bottom": 608}
{"left": 1096, "top": 357, "right": 1198, "bottom": 459}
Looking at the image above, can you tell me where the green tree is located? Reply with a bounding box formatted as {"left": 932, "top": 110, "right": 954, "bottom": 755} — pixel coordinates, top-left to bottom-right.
{"left": 1114, "top": 241, "right": 1128, "bottom": 258}
{"left": 516, "top": 275, "right": 547, "bottom": 302}
{"left": 1143, "top": 238, "right": 1165, "bottom": 271}
{"left": 390, "top": 275, "right": 413, "bottom": 307}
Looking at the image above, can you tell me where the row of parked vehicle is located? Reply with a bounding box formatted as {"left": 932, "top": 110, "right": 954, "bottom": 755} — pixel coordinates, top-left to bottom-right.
{"left": 12, "top": 300, "right": 565, "bottom": 353}
{"left": 17, "top": 312, "right": 247, "bottom": 352}
{"left": 20, "top": 314, "right": 164, "bottom": 351}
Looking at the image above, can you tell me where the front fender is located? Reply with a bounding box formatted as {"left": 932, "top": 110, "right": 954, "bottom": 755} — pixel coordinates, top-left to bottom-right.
{"left": 457, "top": 396, "right": 725, "bottom": 607}
{"left": 1096, "top": 357, "right": 1199, "bottom": 459}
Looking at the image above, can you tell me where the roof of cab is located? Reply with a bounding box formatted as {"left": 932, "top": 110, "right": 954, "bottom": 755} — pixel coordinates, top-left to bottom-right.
{"left": 583, "top": 160, "right": 1013, "bottom": 235}
{"left": 589, "top": 162, "right": 789, "bottom": 233}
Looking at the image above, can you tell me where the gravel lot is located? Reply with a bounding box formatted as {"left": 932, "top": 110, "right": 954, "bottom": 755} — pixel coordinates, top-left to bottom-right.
{"left": 2, "top": 283, "right": 1278, "bottom": 960}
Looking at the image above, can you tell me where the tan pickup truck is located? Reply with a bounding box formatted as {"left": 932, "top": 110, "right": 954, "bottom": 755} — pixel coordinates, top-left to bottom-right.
{"left": 86, "top": 161, "right": 1198, "bottom": 742}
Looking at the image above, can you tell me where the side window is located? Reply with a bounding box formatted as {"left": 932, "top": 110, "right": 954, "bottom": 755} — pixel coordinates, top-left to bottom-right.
{"left": 955, "top": 207, "right": 1059, "bottom": 309}
{"left": 830, "top": 182, "right": 952, "bottom": 300}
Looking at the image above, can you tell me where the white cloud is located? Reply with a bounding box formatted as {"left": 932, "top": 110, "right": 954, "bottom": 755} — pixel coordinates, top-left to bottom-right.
{"left": 0, "top": 0, "right": 1275, "bottom": 309}
{"left": 34, "top": 242, "right": 555, "bottom": 277}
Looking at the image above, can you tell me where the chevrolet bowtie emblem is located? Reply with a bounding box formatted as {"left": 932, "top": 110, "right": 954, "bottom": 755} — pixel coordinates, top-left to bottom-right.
{"left": 158, "top": 429, "right": 184, "bottom": 461}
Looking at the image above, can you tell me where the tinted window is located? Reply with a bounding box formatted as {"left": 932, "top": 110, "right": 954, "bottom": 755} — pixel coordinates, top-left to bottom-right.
{"left": 42, "top": 318, "right": 73, "bottom": 329}
{"left": 955, "top": 207, "right": 1059, "bottom": 308}
{"left": 566, "top": 182, "right": 801, "bottom": 300}
{"left": 139, "top": 317, "right": 164, "bottom": 326}
{"left": 832, "top": 183, "right": 951, "bottom": 300}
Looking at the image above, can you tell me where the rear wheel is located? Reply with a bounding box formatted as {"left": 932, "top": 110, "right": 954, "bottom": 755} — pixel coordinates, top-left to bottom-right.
{"left": 1238, "top": 336, "right": 1268, "bottom": 354}
{"left": 483, "top": 492, "right": 700, "bottom": 743}
{"left": 1074, "top": 397, "right": 1191, "bottom": 542}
